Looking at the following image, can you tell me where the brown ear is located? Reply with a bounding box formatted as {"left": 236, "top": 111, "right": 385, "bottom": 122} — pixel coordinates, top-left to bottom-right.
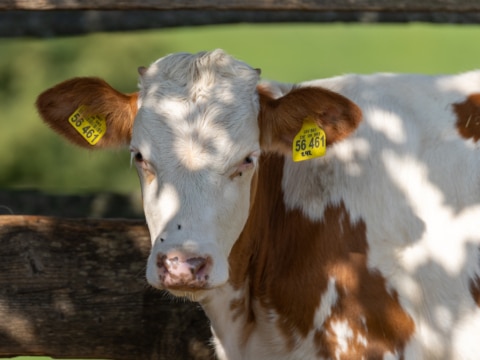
{"left": 36, "top": 77, "right": 138, "bottom": 149}
{"left": 257, "top": 85, "right": 362, "bottom": 155}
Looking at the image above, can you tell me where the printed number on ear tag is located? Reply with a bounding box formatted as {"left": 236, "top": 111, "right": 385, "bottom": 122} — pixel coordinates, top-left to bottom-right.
{"left": 292, "top": 117, "right": 326, "bottom": 162}
{"left": 68, "top": 105, "right": 107, "bottom": 146}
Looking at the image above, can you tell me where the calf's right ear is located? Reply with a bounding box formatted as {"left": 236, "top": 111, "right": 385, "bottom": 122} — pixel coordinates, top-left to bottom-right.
{"left": 36, "top": 77, "right": 138, "bottom": 149}
{"left": 257, "top": 85, "right": 362, "bottom": 156}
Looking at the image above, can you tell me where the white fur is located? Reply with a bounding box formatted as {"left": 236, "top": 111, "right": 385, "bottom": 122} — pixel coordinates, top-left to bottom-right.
{"left": 279, "top": 72, "right": 480, "bottom": 359}
{"left": 331, "top": 320, "right": 354, "bottom": 358}
{"left": 131, "top": 50, "right": 480, "bottom": 359}
{"left": 131, "top": 50, "right": 261, "bottom": 293}
{"left": 314, "top": 277, "right": 338, "bottom": 329}
{"left": 204, "top": 284, "right": 343, "bottom": 360}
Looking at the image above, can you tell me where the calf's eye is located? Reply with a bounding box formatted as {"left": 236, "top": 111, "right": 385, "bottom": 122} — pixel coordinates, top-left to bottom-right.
{"left": 134, "top": 152, "right": 144, "bottom": 162}
{"left": 229, "top": 154, "right": 258, "bottom": 180}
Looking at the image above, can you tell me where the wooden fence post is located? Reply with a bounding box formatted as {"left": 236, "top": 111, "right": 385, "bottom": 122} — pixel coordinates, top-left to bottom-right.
{"left": 0, "top": 215, "right": 214, "bottom": 359}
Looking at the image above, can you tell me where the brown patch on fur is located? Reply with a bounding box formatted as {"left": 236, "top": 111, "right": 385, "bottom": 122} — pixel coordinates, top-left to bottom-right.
{"left": 316, "top": 253, "right": 413, "bottom": 359}
{"left": 468, "top": 247, "right": 480, "bottom": 308}
{"left": 36, "top": 77, "right": 138, "bottom": 148}
{"left": 229, "top": 154, "right": 414, "bottom": 356}
{"left": 257, "top": 85, "right": 362, "bottom": 155}
{"left": 470, "top": 275, "right": 480, "bottom": 307}
{"left": 453, "top": 94, "right": 480, "bottom": 142}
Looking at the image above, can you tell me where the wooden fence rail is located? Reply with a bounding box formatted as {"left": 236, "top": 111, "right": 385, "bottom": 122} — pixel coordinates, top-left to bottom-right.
{"left": 1, "top": 0, "right": 479, "bottom": 12}
{"left": 0, "top": 215, "right": 214, "bottom": 359}
{"left": 2, "top": 0, "right": 480, "bottom": 37}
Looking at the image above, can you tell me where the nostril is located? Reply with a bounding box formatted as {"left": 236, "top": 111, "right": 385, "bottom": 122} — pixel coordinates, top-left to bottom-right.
{"left": 156, "top": 253, "right": 211, "bottom": 288}
{"left": 157, "top": 255, "right": 165, "bottom": 268}
{"left": 163, "top": 256, "right": 179, "bottom": 271}
{"left": 158, "top": 255, "right": 207, "bottom": 272}
{"left": 186, "top": 257, "right": 208, "bottom": 275}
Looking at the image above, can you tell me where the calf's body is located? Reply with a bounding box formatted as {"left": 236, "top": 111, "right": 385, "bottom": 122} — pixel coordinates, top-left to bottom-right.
{"left": 37, "top": 50, "right": 480, "bottom": 359}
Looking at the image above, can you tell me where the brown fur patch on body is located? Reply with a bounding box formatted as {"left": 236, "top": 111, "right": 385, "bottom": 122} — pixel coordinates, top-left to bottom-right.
{"left": 470, "top": 250, "right": 480, "bottom": 307}
{"left": 229, "top": 154, "right": 414, "bottom": 357}
{"left": 470, "top": 276, "right": 480, "bottom": 307}
{"left": 453, "top": 94, "right": 480, "bottom": 143}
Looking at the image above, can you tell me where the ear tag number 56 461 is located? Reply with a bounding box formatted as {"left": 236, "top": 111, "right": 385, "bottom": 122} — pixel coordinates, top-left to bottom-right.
{"left": 68, "top": 105, "right": 107, "bottom": 146}
{"left": 292, "top": 117, "right": 326, "bottom": 162}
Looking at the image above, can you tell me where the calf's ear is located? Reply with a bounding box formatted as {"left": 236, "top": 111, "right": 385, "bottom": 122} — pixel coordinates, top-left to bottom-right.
{"left": 257, "top": 85, "right": 362, "bottom": 155}
{"left": 36, "top": 77, "right": 138, "bottom": 149}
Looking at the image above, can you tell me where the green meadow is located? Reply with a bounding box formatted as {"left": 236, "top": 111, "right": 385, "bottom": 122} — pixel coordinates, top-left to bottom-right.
{"left": 2, "top": 22, "right": 480, "bottom": 359}
{"left": 2, "top": 23, "right": 480, "bottom": 196}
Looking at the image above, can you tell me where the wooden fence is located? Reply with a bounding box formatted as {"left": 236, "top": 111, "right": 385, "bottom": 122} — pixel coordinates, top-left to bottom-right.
{"left": 0, "top": 215, "right": 214, "bottom": 359}
{"left": 2, "top": 0, "right": 480, "bottom": 37}
{"left": 1, "top": 0, "right": 480, "bottom": 358}
{"left": 0, "top": 191, "right": 214, "bottom": 359}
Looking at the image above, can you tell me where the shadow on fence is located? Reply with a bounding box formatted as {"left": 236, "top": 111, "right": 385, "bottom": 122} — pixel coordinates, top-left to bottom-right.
{"left": 0, "top": 190, "right": 215, "bottom": 359}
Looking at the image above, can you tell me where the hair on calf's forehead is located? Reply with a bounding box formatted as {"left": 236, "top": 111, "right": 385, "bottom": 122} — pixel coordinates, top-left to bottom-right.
{"left": 133, "top": 50, "right": 262, "bottom": 172}
{"left": 140, "top": 50, "right": 260, "bottom": 99}
{"left": 137, "top": 50, "right": 261, "bottom": 129}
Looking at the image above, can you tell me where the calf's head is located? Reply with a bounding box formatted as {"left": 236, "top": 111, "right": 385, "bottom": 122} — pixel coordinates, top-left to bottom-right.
{"left": 36, "top": 50, "right": 361, "bottom": 298}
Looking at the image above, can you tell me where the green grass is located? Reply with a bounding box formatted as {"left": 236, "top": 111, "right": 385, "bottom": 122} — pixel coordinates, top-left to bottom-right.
{"left": 12, "top": 358, "right": 95, "bottom": 360}
{"left": 11, "top": 358, "right": 92, "bottom": 360}
{"left": 2, "top": 23, "right": 480, "bottom": 195}
{"left": 12, "top": 358, "right": 84, "bottom": 360}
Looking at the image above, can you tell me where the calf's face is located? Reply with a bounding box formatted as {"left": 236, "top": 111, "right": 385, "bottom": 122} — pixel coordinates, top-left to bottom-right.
{"left": 130, "top": 51, "right": 261, "bottom": 295}
{"left": 36, "top": 49, "right": 361, "bottom": 300}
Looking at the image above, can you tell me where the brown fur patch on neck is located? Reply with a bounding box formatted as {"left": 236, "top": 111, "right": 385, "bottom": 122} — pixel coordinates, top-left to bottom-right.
{"left": 229, "top": 154, "right": 414, "bottom": 356}
{"left": 453, "top": 94, "right": 480, "bottom": 142}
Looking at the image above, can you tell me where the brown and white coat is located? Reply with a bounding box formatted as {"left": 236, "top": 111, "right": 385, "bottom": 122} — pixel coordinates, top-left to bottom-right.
{"left": 37, "top": 50, "right": 480, "bottom": 359}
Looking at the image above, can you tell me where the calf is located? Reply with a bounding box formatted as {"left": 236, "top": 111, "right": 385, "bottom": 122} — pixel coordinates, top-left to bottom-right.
{"left": 37, "top": 50, "right": 480, "bottom": 359}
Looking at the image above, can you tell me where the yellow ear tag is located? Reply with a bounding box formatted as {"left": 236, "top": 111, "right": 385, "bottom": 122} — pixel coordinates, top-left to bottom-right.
{"left": 68, "top": 105, "right": 107, "bottom": 146}
{"left": 292, "top": 117, "right": 326, "bottom": 162}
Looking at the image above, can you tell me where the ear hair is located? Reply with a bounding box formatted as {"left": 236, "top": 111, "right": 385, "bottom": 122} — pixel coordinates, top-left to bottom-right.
{"left": 36, "top": 77, "right": 138, "bottom": 149}
{"left": 257, "top": 85, "right": 362, "bottom": 155}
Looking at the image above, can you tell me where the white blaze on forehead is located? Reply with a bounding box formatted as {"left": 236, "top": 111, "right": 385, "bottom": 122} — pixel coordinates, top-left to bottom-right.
{"left": 135, "top": 49, "right": 261, "bottom": 172}
{"left": 139, "top": 49, "right": 259, "bottom": 111}
{"left": 172, "top": 119, "right": 237, "bottom": 172}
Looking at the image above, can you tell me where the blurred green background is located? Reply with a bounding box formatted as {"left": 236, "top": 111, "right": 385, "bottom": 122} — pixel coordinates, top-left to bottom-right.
{"left": 3, "top": 23, "right": 480, "bottom": 198}
{"left": 1, "top": 22, "right": 480, "bottom": 360}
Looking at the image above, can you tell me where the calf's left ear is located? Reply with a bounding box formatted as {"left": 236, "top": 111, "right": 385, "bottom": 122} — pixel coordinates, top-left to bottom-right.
{"left": 36, "top": 77, "right": 138, "bottom": 149}
{"left": 257, "top": 85, "right": 362, "bottom": 155}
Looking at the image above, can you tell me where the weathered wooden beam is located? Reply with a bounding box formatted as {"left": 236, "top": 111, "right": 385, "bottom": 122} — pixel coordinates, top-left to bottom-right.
{"left": 0, "top": 215, "right": 214, "bottom": 360}
{"left": 1, "top": 0, "right": 479, "bottom": 12}
{"left": 2, "top": 0, "right": 480, "bottom": 38}
{"left": 0, "top": 189, "right": 144, "bottom": 219}
{"left": 2, "top": 9, "right": 480, "bottom": 38}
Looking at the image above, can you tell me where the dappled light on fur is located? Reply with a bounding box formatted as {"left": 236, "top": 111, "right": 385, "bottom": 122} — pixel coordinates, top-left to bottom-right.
{"left": 35, "top": 50, "right": 480, "bottom": 360}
